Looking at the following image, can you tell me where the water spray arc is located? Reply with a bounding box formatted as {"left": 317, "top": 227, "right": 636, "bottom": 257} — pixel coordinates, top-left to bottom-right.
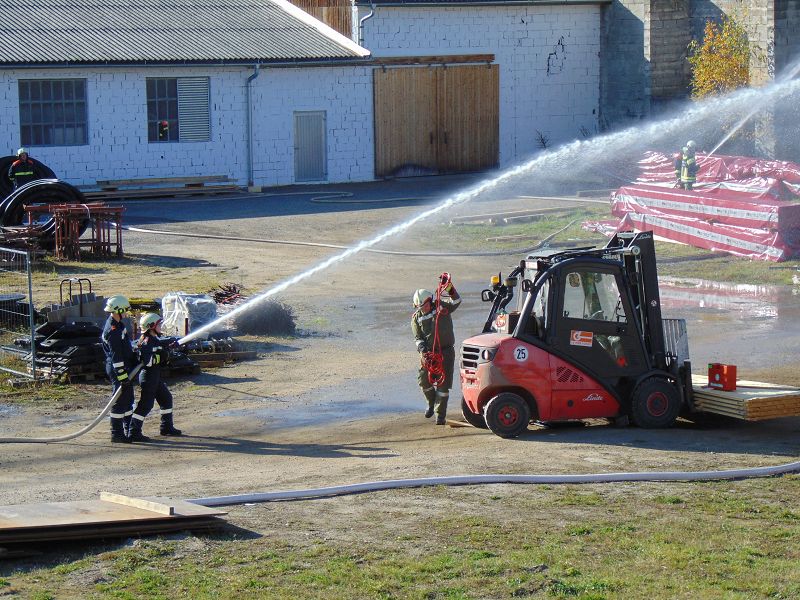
{"left": 710, "top": 56, "right": 800, "bottom": 155}
{"left": 179, "top": 75, "right": 800, "bottom": 345}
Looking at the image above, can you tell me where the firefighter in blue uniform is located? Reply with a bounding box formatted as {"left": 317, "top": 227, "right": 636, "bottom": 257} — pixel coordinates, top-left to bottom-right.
{"left": 101, "top": 295, "right": 136, "bottom": 443}
{"left": 128, "top": 313, "right": 182, "bottom": 442}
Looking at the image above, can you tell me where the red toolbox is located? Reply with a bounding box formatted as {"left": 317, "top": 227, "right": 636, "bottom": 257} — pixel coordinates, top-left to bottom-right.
{"left": 708, "top": 363, "right": 737, "bottom": 391}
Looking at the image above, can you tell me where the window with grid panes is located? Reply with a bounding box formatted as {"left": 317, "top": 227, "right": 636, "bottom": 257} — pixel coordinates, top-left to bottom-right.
{"left": 146, "top": 77, "right": 210, "bottom": 143}
{"left": 18, "top": 79, "right": 88, "bottom": 146}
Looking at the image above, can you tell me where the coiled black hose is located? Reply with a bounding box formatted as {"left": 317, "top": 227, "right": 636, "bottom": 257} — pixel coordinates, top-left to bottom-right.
{"left": 0, "top": 179, "right": 89, "bottom": 250}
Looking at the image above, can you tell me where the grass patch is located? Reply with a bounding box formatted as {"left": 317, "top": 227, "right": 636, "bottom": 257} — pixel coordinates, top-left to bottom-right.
{"left": 7, "top": 479, "right": 800, "bottom": 599}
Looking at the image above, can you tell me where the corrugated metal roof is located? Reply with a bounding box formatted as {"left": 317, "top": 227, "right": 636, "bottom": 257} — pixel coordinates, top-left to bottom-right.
{"left": 356, "top": 0, "right": 609, "bottom": 5}
{"left": 0, "top": 0, "right": 370, "bottom": 66}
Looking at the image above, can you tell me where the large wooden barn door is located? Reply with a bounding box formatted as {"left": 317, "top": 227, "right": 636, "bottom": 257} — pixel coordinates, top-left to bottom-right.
{"left": 374, "top": 68, "right": 438, "bottom": 177}
{"left": 437, "top": 65, "right": 499, "bottom": 173}
{"left": 374, "top": 64, "right": 499, "bottom": 178}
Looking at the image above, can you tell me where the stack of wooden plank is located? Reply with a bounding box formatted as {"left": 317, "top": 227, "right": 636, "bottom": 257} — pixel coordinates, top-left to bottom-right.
{"left": 691, "top": 375, "right": 800, "bottom": 420}
{"left": 83, "top": 175, "right": 240, "bottom": 201}
{"left": 0, "top": 493, "right": 226, "bottom": 547}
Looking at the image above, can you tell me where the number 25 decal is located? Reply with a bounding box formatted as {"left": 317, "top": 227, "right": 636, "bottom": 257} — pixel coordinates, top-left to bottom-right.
{"left": 514, "top": 346, "right": 528, "bottom": 362}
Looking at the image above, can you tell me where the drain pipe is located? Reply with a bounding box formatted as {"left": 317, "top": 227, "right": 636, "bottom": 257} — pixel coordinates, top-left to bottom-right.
{"left": 357, "top": 1, "right": 375, "bottom": 46}
{"left": 245, "top": 64, "right": 260, "bottom": 188}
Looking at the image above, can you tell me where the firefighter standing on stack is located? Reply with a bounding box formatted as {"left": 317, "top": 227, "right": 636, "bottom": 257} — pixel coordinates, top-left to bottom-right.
{"left": 101, "top": 295, "right": 136, "bottom": 443}
{"left": 412, "top": 273, "right": 461, "bottom": 425}
{"left": 680, "top": 140, "right": 698, "bottom": 190}
{"left": 129, "top": 313, "right": 183, "bottom": 442}
{"left": 8, "top": 148, "right": 36, "bottom": 189}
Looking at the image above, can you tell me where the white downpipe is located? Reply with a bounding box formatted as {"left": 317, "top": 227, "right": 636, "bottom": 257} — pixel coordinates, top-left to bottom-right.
{"left": 190, "top": 460, "right": 800, "bottom": 507}
{"left": 0, "top": 365, "right": 142, "bottom": 444}
{"left": 245, "top": 64, "right": 260, "bottom": 187}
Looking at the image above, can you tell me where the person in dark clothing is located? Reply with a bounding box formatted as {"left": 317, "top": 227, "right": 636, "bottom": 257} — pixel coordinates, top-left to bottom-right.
{"left": 100, "top": 295, "right": 136, "bottom": 443}
{"left": 673, "top": 151, "right": 683, "bottom": 183}
{"left": 681, "top": 141, "right": 698, "bottom": 190}
{"left": 8, "top": 148, "right": 36, "bottom": 189}
{"left": 411, "top": 276, "right": 461, "bottom": 425}
{"left": 128, "top": 313, "right": 183, "bottom": 442}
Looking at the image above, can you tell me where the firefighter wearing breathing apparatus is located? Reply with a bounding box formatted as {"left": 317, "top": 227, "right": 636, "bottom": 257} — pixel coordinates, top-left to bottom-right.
{"left": 101, "top": 295, "right": 136, "bottom": 443}
{"left": 412, "top": 274, "right": 461, "bottom": 425}
{"left": 127, "top": 313, "right": 183, "bottom": 442}
{"left": 681, "top": 140, "right": 698, "bottom": 190}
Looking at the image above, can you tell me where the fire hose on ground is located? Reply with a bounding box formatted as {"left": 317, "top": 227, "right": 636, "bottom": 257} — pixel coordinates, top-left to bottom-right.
{"left": 0, "top": 365, "right": 141, "bottom": 444}
{"left": 1, "top": 364, "right": 799, "bottom": 497}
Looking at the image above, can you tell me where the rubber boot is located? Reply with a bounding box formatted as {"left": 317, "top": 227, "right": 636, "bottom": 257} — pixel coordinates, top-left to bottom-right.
{"left": 423, "top": 387, "right": 436, "bottom": 418}
{"left": 160, "top": 413, "right": 182, "bottom": 436}
{"left": 110, "top": 417, "right": 131, "bottom": 443}
{"left": 435, "top": 392, "right": 449, "bottom": 425}
{"left": 128, "top": 418, "right": 151, "bottom": 443}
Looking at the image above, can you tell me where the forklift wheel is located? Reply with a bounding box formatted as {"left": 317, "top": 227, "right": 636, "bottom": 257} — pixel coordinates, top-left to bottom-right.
{"left": 484, "top": 393, "right": 531, "bottom": 438}
{"left": 461, "top": 397, "right": 488, "bottom": 429}
{"left": 631, "top": 377, "right": 681, "bottom": 428}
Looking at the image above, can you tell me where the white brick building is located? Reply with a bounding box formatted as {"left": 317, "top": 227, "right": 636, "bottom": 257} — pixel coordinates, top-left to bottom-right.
{"left": 357, "top": 0, "right": 607, "bottom": 167}
{"left": 0, "top": 0, "right": 372, "bottom": 188}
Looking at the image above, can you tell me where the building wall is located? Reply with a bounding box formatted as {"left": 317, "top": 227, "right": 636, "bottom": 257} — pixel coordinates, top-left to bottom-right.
{"left": 600, "top": 0, "right": 649, "bottom": 128}
{"left": 0, "top": 64, "right": 374, "bottom": 187}
{"left": 358, "top": 5, "right": 602, "bottom": 166}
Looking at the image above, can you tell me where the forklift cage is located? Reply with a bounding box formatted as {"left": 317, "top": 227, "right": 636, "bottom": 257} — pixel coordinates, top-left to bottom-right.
{"left": 0, "top": 247, "right": 38, "bottom": 379}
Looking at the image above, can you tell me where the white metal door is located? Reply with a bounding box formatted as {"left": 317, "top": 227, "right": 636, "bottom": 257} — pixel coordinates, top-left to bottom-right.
{"left": 294, "top": 111, "right": 327, "bottom": 182}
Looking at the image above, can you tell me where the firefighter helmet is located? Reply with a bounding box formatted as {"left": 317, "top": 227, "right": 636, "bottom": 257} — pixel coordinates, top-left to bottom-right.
{"left": 686, "top": 140, "right": 696, "bottom": 149}
{"left": 16, "top": 147, "right": 28, "bottom": 157}
{"left": 139, "top": 312, "right": 162, "bottom": 330}
{"left": 413, "top": 289, "right": 433, "bottom": 307}
{"left": 104, "top": 295, "right": 130, "bottom": 314}
{"left": 681, "top": 146, "right": 688, "bottom": 155}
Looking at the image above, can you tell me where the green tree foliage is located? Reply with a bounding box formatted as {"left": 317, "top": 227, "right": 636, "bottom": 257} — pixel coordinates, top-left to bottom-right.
{"left": 688, "top": 15, "right": 750, "bottom": 99}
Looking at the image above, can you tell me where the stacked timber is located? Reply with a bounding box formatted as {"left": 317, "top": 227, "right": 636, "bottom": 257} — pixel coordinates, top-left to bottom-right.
{"left": 691, "top": 375, "right": 800, "bottom": 420}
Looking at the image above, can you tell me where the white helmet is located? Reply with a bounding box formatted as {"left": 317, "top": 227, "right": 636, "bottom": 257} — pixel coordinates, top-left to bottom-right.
{"left": 103, "top": 294, "right": 130, "bottom": 314}
{"left": 139, "top": 312, "right": 162, "bottom": 330}
{"left": 413, "top": 289, "right": 433, "bottom": 307}
{"left": 16, "top": 147, "right": 28, "bottom": 157}
{"left": 686, "top": 140, "right": 696, "bottom": 149}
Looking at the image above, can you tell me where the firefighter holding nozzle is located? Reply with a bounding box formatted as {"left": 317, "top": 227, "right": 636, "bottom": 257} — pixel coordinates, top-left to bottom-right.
{"left": 412, "top": 273, "right": 461, "bottom": 425}
{"left": 128, "top": 313, "right": 183, "bottom": 442}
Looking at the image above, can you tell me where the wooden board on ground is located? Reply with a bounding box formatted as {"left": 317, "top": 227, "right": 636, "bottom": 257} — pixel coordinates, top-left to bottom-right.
{"left": 446, "top": 419, "right": 474, "bottom": 428}
{"left": 189, "top": 350, "right": 258, "bottom": 364}
{"left": 692, "top": 375, "right": 800, "bottom": 420}
{"left": 0, "top": 496, "right": 226, "bottom": 545}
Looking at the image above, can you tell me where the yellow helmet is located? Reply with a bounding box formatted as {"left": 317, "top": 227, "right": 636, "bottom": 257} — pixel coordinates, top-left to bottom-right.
{"left": 103, "top": 294, "right": 130, "bottom": 314}
{"left": 139, "top": 312, "right": 162, "bottom": 330}
{"left": 413, "top": 289, "right": 433, "bottom": 307}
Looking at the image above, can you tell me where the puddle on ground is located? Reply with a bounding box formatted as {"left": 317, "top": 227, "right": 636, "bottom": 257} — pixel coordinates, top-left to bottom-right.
{"left": 659, "top": 276, "right": 800, "bottom": 370}
{"left": 215, "top": 371, "right": 457, "bottom": 430}
{"left": 0, "top": 404, "right": 20, "bottom": 417}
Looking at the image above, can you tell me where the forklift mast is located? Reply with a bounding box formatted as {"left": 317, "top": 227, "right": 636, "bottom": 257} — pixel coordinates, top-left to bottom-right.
{"left": 605, "top": 231, "right": 668, "bottom": 371}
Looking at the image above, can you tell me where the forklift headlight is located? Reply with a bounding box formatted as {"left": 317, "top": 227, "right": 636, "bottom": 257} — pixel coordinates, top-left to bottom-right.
{"left": 480, "top": 348, "right": 497, "bottom": 362}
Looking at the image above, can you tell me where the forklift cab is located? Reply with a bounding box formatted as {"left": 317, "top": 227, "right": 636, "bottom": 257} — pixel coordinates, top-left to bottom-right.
{"left": 465, "top": 231, "right": 691, "bottom": 438}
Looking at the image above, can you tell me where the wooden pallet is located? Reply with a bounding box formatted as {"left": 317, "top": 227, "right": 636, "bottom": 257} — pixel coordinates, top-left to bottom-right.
{"left": 692, "top": 375, "right": 800, "bottom": 420}
{"left": 0, "top": 494, "right": 226, "bottom": 545}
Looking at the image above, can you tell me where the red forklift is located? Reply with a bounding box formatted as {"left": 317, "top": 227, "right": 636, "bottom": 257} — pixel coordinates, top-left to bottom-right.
{"left": 460, "top": 231, "right": 694, "bottom": 438}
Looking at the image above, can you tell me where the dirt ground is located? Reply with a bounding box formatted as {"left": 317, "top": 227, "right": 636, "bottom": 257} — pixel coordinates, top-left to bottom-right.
{"left": 1, "top": 174, "right": 799, "bottom": 551}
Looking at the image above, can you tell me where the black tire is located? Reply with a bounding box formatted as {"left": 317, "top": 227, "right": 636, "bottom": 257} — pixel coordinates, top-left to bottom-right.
{"left": 484, "top": 392, "right": 530, "bottom": 438}
{"left": 631, "top": 377, "right": 681, "bottom": 428}
{"left": 461, "top": 397, "right": 488, "bottom": 429}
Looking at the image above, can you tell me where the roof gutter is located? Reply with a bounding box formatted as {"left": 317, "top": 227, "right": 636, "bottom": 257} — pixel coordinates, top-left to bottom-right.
{"left": 0, "top": 57, "right": 374, "bottom": 70}
{"left": 358, "top": 1, "right": 376, "bottom": 46}
{"left": 245, "top": 64, "right": 260, "bottom": 188}
{"left": 354, "top": 0, "right": 609, "bottom": 5}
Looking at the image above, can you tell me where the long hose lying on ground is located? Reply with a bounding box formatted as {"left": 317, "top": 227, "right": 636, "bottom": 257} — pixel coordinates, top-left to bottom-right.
{"left": 189, "top": 459, "right": 800, "bottom": 506}
{"left": 0, "top": 365, "right": 141, "bottom": 444}
{"left": 2, "top": 371, "right": 798, "bottom": 491}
